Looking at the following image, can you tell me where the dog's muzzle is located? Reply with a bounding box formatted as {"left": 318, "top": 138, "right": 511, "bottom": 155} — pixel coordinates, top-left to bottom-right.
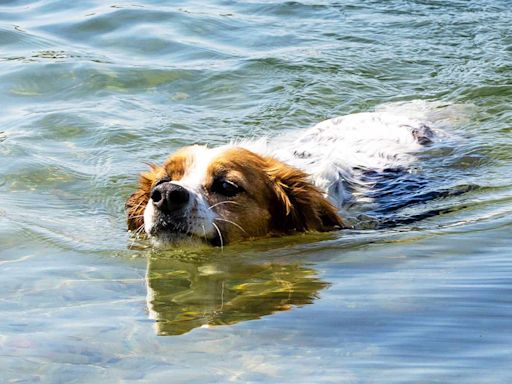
{"left": 146, "top": 182, "right": 219, "bottom": 245}
{"left": 148, "top": 182, "right": 192, "bottom": 236}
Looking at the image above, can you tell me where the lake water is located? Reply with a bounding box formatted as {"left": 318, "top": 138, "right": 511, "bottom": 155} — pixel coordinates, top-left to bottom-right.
{"left": 1, "top": 0, "right": 511, "bottom": 382}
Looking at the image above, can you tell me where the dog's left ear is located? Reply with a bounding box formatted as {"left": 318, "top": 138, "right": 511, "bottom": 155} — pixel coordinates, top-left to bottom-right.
{"left": 126, "top": 164, "right": 162, "bottom": 231}
{"left": 265, "top": 160, "right": 343, "bottom": 233}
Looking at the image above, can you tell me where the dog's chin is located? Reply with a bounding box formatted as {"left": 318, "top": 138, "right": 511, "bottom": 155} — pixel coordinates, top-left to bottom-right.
{"left": 148, "top": 233, "right": 207, "bottom": 249}
{"left": 147, "top": 224, "right": 222, "bottom": 248}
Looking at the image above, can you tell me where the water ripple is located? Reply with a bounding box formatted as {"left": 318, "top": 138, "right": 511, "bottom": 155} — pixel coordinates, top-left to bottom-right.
{"left": 1, "top": 0, "right": 512, "bottom": 382}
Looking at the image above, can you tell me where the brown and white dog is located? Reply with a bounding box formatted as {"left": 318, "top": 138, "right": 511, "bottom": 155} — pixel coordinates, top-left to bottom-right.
{"left": 127, "top": 105, "right": 439, "bottom": 247}
{"left": 126, "top": 145, "right": 343, "bottom": 246}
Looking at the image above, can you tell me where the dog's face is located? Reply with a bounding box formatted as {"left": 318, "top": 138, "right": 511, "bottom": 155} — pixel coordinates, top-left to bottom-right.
{"left": 126, "top": 145, "right": 342, "bottom": 246}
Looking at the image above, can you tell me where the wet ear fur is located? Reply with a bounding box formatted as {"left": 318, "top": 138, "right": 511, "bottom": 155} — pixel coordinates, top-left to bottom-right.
{"left": 265, "top": 160, "right": 344, "bottom": 233}
{"left": 125, "top": 164, "right": 163, "bottom": 231}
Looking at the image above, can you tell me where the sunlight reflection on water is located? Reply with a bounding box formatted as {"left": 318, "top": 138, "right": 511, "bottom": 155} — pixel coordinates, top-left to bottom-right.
{"left": 0, "top": 0, "right": 511, "bottom": 382}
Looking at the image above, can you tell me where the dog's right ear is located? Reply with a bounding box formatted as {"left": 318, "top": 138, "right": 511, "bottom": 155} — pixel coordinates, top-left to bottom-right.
{"left": 265, "top": 159, "right": 343, "bottom": 234}
{"left": 125, "top": 164, "right": 163, "bottom": 231}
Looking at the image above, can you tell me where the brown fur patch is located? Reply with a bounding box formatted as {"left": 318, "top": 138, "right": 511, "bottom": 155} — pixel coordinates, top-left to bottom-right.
{"left": 125, "top": 164, "right": 164, "bottom": 231}
{"left": 264, "top": 157, "right": 343, "bottom": 233}
{"left": 162, "top": 146, "right": 194, "bottom": 181}
{"left": 203, "top": 148, "right": 343, "bottom": 242}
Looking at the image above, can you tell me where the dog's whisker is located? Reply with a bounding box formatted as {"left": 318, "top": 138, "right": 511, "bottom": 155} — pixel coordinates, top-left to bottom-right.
{"left": 128, "top": 223, "right": 146, "bottom": 248}
{"left": 211, "top": 222, "right": 224, "bottom": 251}
{"left": 129, "top": 198, "right": 146, "bottom": 217}
{"left": 134, "top": 223, "right": 145, "bottom": 237}
{"left": 214, "top": 217, "right": 248, "bottom": 234}
{"left": 208, "top": 200, "right": 241, "bottom": 210}
{"left": 127, "top": 214, "right": 145, "bottom": 220}
{"left": 201, "top": 224, "right": 208, "bottom": 243}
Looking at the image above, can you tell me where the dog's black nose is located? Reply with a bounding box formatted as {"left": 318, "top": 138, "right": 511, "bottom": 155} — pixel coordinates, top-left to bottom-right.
{"left": 150, "top": 182, "right": 190, "bottom": 213}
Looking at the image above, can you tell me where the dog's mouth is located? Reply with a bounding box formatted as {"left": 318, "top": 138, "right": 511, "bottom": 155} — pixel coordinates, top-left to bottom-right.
{"left": 150, "top": 215, "right": 190, "bottom": 236}
{"left": 148, "top": 215, "right": 222, "bottom": 247}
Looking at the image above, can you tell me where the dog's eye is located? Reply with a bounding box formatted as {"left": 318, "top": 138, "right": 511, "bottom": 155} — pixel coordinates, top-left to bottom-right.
{"left": 211, "top": 179, "right": 243, "bottom": 197}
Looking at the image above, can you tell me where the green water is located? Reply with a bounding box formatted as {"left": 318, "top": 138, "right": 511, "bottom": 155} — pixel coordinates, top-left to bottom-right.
{"left": 1, "top": 1, "right": 512, "bottom": 382}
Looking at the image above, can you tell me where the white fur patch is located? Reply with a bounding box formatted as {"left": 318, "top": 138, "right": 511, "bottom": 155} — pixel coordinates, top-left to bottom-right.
{"left": 240, "top": 100, "right": 460, "bottom": 211}
{"left": 143, "top": 145, "right": 222, "bottom": 242}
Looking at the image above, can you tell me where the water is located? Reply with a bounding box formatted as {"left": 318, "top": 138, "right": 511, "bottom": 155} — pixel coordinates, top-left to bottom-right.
{"left": 1, "top": 0, "right": 511, "bottom": 382}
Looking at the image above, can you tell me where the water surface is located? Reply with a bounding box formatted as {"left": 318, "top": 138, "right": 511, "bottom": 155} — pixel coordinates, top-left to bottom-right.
{"left": 1, "top": 0, "right": 512, "bottom": 382}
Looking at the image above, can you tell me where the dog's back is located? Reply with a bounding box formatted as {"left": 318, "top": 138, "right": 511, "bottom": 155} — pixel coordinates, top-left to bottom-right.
{"left": 241, "top": 101, "right": 463, "bottom": 228}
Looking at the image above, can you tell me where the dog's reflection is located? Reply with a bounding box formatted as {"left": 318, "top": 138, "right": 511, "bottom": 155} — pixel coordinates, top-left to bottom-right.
{"left": 145, "top": 251, "right": 329, "bottom": 335}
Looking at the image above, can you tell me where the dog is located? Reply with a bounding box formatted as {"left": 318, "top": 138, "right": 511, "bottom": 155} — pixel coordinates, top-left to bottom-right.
{"left": 126, "top": 109, "right": 436, "bottom": 247}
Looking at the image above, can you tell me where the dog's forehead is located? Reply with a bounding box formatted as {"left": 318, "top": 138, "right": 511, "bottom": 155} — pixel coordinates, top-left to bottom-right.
{"left": 163, "top": 145, "right": 265, "bottom": 190}
{"left": 164, "top": 145, "right": 230, "bottom": 186}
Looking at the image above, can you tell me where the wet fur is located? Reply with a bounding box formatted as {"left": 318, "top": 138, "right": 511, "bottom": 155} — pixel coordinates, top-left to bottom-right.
{"left": 127, "top": 106, "right": 441, "bottom": 246}
{"left": 126, "top": 147, "right": 342, "bottom": 243}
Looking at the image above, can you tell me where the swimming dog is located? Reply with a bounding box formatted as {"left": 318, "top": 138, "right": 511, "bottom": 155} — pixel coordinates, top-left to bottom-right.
{"left": 126, "top": 110, "right": 435, "bottom": 247}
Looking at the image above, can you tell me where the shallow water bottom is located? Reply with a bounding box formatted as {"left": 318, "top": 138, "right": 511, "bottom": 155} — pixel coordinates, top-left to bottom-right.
{"left": 2, "top": 216, "right": 512, "bottom": 383}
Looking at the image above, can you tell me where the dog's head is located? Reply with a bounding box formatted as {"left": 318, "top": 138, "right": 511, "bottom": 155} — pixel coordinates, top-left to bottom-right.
{"left": 126, "top": 145, "right": 343, "bottom": 246}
